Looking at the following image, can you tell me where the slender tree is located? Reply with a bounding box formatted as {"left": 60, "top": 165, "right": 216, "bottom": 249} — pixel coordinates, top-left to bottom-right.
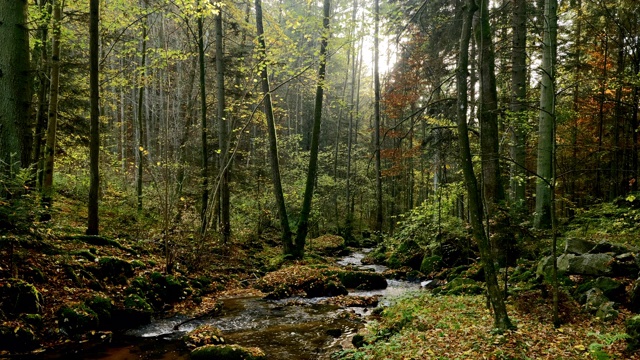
{"left": 197, "top": 0, "right": 209, "bottom": 233}
{"left": 216, "top": 5, "right": 231, "bottom": 243}
{"left": 41, "top": 0, "right": 63, "bottom": 215}
{"left": 87, "top": 0, "right": 100, "bottom": 235}
{"left": 294, "top": 0, "right": 331, "bottom": 258}
{"left": 456, "top": 0, "right": 512, "bottom": 331}
{"left": 534, "top": 0, "right": 557, "bottom": 229}
{"left": 136, "top": 2, "right": 148, "bottom": 212}
{"left": 373, "top": 0, "right": 383, "bottom": 237}
{"left": 255, "top": 0, "right": 294, "bottom": 254}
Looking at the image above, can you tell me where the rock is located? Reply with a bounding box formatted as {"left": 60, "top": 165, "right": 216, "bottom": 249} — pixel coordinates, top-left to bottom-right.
{"left": 0, "top": 322, "right": 38, "bottom": 352}
{"left": 576, "top": 277, "right": 625, "bottom": 303}
{"left": 387, "top": 239, "right": 423, "bottom": 270}
{"left": 57, "top": 303, "right": 99, "bottom": 336}
{"left": 629, "top": 278, "right": 640, "bottom": 313}
{"left": 589, "top": 241, "right": 633, "bottom": 256}
{"left": 0, "top": 279, "right": 44, "bottom": 317}
{"left": 564, "top": 238, "right": 597, "bottom": 255}
{"left": 420, "top": 255, "right": 442, "bottom": 275}
{"left": 572, "top": 253, "right": 614, "bottom": 276}
{"left": 584, "top": 288, "right": 609, "bottom": 314}
{"left": 85, "top": 295, "right": 113, "bottom": 328}
{"left": 191, "top": 344, "right": 266, "bottom": 360}
{"left": 111, "top": 294, "right": 153, "bottom": 329}
{"left": 441, "top": 278, "right": 484, "bottom": 295}
{"left": 150, "top": 272, "right": 190, "bottom": 303}
{"left": 334, "top": 270, "right": 387, "bottom": 290}
{"left": 626, "top": 314, "right": 640, "bottom": 351}
{"left": 97, "top": 257, "right": 134, "bottom": 284}
{"left": 595, "top": 301, "right": 619, "bottom": 322}
{"left": 308, "top": 234, "right": 346, "bottom": 256}
{"left": 352, "top": 334, "right": 366, "bottom": 348}
{"left": 255, "top": 266, "right": 348, "bottom": 300}
{"left": 536, "top": 255, "right": 557, "bottom": 281}
{"left": 184, "top": 325, "right": 225, "bottom": 348}
{"left": 613, "top": 253, "right": 640, "bottom": 277}
{"left": 326, "top": 328, "right": 342, "bottom": 338}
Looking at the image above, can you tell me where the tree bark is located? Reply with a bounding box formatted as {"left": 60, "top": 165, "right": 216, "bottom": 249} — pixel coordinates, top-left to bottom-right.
{"left": 294, "top": 0, "right": 331, "bottom": 259}
{"left": 87, "top": 0, "right": 100, "bottom": 235}
{"left": 456, "top": 0, "right": 512, "bottom": 331}
{"left": 216, "top": 6, "right": 230, "bottom": 243}
{"left": 197, "top": 0, "right": 209, "bottom": 233}
{"left": 41, "top": 0, "right": 62, "bottom": 214}
{"left": 534, "top": 0, "right": 557, "bottom": 229}
{"left": 374, "top": 0, "right": 383, "bottom": 237}
{"left": 255, "top": 0, "right": 294, "bottom": 254}
{"left": 136, "top": 4, "right": 148, "bottom": 212}
{"left": 0, "top": 0, "right": 31, "bottom": 180}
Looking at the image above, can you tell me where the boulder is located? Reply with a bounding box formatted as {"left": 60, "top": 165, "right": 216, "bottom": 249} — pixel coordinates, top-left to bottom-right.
{"left": 560, "top": 253, "right": 614, "bottom": 276}
{"left": 626, "top": 315, "right": 640, "bottom": 351}
{"left": 613, "top": 253, "right": 640, "bottom": 277}
{"left": 191, "top": 344, "right": 266, "bottom": 360}
{"left": 85, "top": 295, "right": 113, "bottom": 328}
{"left": 584, "top": 288, "right": 609, "bottom": 314}
{"left": 183, "top": 325, "right": 225, "bottom": 348}
{"left": 595, "top": 301, "right": 619, "bottom": 322}
{"left": 564, "top": 238, "right": 597, "bottom": 255}
{"left": 629, "top": 278, "right": 640, "bottom": 313}
{"left": 589, "top": 241, "right": 634, "bottom": 256}
{"left": 111, "top": 294, "right": 153, "bottom": 329}
{"left": 57, "top": 303, "right": 99, "bottom": 336}
{"left": 439, "top": 278, "right": 484, "bottom": 295}
{"left": 0, "top": 322, "right": 38, "bottom": 352}
{"left": 0, "top": 279, "right": 44, "bottom": 317}
{"left": 97, "top": 257, "right": 134, "bottom": 284}
{"left": 334, "top": 270, "right": 387, "bottom": 290}
{"left": 420, "top": 255, "right": 442, "bottom": 275}
{"left": 576, "top": 277, "right": 625, "bottom": 303}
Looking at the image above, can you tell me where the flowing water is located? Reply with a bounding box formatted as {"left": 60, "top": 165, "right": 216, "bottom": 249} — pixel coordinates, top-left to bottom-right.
{"left": 52, "top": 250, "right": 419, "bottom": 359}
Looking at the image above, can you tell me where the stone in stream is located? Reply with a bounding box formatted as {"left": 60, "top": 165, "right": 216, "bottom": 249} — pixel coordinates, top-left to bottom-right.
{"left": 190, "top": 344, "right": 266, "bottom": 360}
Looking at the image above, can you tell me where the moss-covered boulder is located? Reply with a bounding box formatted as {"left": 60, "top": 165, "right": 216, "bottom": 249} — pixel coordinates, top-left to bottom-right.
{"left": 420, "top": 255, "right": 442, "bottom": 275}
{"left": 111, "top": 294, "right": 153, "bottom": 329}
{"left": 190, "top": 344, "right": 266, "bottom": 360}
{"left": 0, "top": 279, "right": 44, "bottom": 317}
{"left": 98, "top": 257, "right": 134, "bottom": 284}
{"left": 0, "top": 322, "right": 38, "bottom": 352}
{"left": 387, "top": 240, "right": 423, "bottom": 270}
{"left": 255, "top": 266, "right": 348, "bottom": 299}
{"left": 438, "top": 278, "right": 484, "bottom": 296}
{"left": 150, "top": 272, "right": 190, "bottom": 303}
{"left": 626, "top": 314, "right": 640, "bottom": 351}
{"left": 576, "top": 277, "right": 625, "bottom": 303}
{"left": 183, "top": 325, "right": 225, "bottom": 348}
{"left": 57, "top": 303, "right": 99, "bottom": 335}
{"left": 308, "top": 234, "right": 346, "bottom": 256}
{"left": 85, "top": 295, "right": 113, "bottom": 328}
{"left": 333, "top": 270, "right": 387, "bottom": 290}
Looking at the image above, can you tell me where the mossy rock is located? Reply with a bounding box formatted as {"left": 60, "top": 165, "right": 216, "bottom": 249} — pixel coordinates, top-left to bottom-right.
{"left": 150, "top": 272, "right": 190, "bottom": 303}
{"left": 626, "top": 314, "right": 640, "bottom": 351}
{"left": 130, "top": 260, "right": 146, "bottom": 269}
{"left": 85, "top": 295, "right": 113, "bottom": 328}
{"left": 19, "top": 313, "right": 43, "bottom": 329}
{"left": 73, "top": 249, "right": 97, "bottom": 262}
{"left": 256, "top": 266, "right": 348, "bottom": 299}
{"left": 420, "top": 255, "right": 442, "bottom": 275}
{"left": 110, "top": 294, "right": 153, "bottom": 330}
{"left": 57, "top": 303, "right": 98, "bottom": 335}
{"left": 98, "top": 257, "right": 134, "bottom": 284}
{"left": 308, "top": 234, "right": 346, "bottom": 256}
{"left": 576, "top": 277, "right": 625, "bottom": 303}
{"left": 0, "top": 322, "right": 38, "bottom": 352}
{"left": 190, "top": 344, "right": 266, "bottom": 360}
{"left": 441, "top": 278, "right": 484, "bottom": 295}
{"left": 123, "top": 294, "right": 153, "bottom": 313}
{"left": 388, "top": 240, "right": 424, "bottom": 270}
{"left": 184, "top": 325, "right": 225, "bottom": 348}
{"left": 333, "top": 270, "right": 387, "bottom": 290}
{"left": 0, "top": 279, "right": 44, "bottom": 317}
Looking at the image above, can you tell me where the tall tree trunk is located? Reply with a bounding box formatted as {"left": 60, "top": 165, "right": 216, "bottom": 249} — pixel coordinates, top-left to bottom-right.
{"left": 87, "top": 0, "right": 100, "bottom": 235}
{"left": 534, "top": 0, "right": 557, "bottom": 229}
{"left": 197, "top": 0, "right": 209, "bottom": 233}
{"left": 33, "top": 0, "right": 51, "bottom": 189}
{"left": 0, "top": 0, "right": 31, "bottom": 179}
{"left": 255, "top": 0, "right": 294, "bottom": 254}
{"left": 373, "top": 0, "right": 383, "bottom": 237}
{"left": 509, "top": 0, "right": 527, "bottom": 215}
{"left": 136, "top": 5, "right": 148, "bottom": 212}
{"left": 294, "top": 0, "right": 331, "bottom": 258}
{"left": 216, "top": 6, "right": 230, "bottom": 243}
{"left": 42, "top": 0, "right": 62, "bottom": 215}
{"left": 456, "top": 0, "right": 512, "bottom": 331}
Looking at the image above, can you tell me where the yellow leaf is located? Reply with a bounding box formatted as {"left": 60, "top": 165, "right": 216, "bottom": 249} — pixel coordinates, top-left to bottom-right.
{"left": 574, "top": 344, "right": 586, "bottom": 351}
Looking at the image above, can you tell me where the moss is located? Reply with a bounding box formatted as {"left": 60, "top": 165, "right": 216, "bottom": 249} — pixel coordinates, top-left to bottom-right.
{"left": 191, "top": 344, "right": 266, "bottom": 360}
{"left": 57, "top": 303, "right": 98, "bottom": 335}
{"left": 130, "top": 260, "right": 146, "bottom": 269}
{"left": 183, "top": 325, "right": 225, "bottom": 347}
{"left": 98, "top": 257, "right": 134, "bottom": 284}
{"left": 124, "top": 294, "right": 153, "bottom": 313}
{"left": 333, "top": 270, "right": 387, "bottom": 290}
{"left": 0, "top": 279, "right": 44, "bottom": 317}
{"left": 85, "top": 295, "right": 113, "bottom": 327}
{"left": 73, "top": 249, "right": 97, "bottom": 262}
{"left": 19, "top": 313, "right": 43, "bottom": 329}
{"left": 420, "top": 255, "right": 442, "bottom": 274}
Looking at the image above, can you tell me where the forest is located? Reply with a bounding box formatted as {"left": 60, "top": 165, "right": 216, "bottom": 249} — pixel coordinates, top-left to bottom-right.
{"left": 2, "top": 0, "right": 640, "bottom": 358}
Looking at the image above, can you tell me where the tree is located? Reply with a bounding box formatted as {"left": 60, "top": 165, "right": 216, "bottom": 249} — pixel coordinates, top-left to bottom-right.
{"left": 197, "top": 0, "right": 209, "bottom": 233}
{"left": 373, "top": 0, "right": 383, "bottom": 237}
{"left": 0, "top": 0, "right": 31, "bottom": 180}
{"left": 87, "top": 0, "right": 100, "bottom": 235}
{"left": 136, "top": 1, "right": 148, "bottom": 212}
{"left": 255, "top": 0, "right": 294, "bottom": 254}
{"left": 294, "top": 0, "right": 331, "bottom": 258}
{"left": 41, "top": 0, "right": 62, "bottom": 215}
{"left": 456, "top": 0, "right": 512, "bottom": 331}
{"left": 534, "top": 0, "right": 557, "bottom": 229}
{"left": 215, "top": 4, "right": 231, "bottom": 243}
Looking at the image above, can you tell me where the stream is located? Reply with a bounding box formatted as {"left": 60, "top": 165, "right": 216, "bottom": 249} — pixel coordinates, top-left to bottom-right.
{"left": 56, "top": 250, "right": 419, "bottom": 359}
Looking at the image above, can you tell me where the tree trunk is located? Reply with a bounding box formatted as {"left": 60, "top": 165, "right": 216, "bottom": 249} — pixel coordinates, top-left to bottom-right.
{"left": 373, "top": 0, "right": 383, "bottom": 237}
{"left": 509, "top": 0, "right": 527, "bottom": 215}
{"left": 534, "top": 0, "right": 557, "bottom": 229}
{"left": 216, "top": 6, "right": 230, "bottom": 243}
{"left": 197, "top": 0, "right": 209, "bottom": 233}
{"left": 33, "top": 0, "right": 51, "bottom": 189}
{"left": 294, "top": 0, "right": 331, "bottom": 259}
{"left": 456, "top": 0, "right": 512, "bottom": 331}
{"left": 255, "top": 0, "right": 294, "bottom": 254}
{"left": 41, "top": 0, "right": 62, "bottom": 215}
{"left": 136, "top": 6, "right": 148, "bottom": 212}
{"left": 0, "top": 0, "right": 31, "bottom": 180}
{"left": 87, "top": 0, "right": 100, "bottom": 235}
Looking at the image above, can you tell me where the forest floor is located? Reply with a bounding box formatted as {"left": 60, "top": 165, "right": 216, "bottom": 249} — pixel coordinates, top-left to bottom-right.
{"left": 1, "top": 194, "right": 639, "bottom": 359}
